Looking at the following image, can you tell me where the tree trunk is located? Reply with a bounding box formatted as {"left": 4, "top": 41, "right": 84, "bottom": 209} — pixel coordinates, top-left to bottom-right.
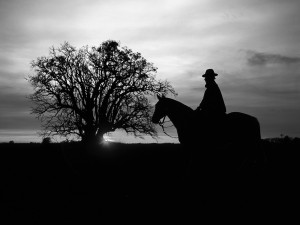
{"left": 81, "top": 132, "right": 105, "bottom": 146}
{"left": 82, "top": 128, "right": 99, "bottom": 145}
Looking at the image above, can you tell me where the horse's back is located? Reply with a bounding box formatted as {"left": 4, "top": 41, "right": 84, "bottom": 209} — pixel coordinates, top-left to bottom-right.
{"left": 226, "top": 112, "right": 261, "bottom": 141}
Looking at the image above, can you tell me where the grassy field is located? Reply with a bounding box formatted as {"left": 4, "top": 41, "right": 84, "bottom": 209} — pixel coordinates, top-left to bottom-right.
{"left": 2, "top": 138, "right": 299, "bottom": 222}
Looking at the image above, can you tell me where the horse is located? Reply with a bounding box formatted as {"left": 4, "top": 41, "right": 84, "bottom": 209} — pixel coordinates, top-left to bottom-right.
{"left": 152, "top": 95, "right": 263, "bottom": 170}
{"left": 152, "top": 95, "right": 261, "bottom": 143}
{"left": 152, "top": 95, "right": 265, "bottom": 208}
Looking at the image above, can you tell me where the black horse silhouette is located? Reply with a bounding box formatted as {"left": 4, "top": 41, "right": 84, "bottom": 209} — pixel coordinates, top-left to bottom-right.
{"left": 152, "top": 95, "right": 261, "bottom": 145}
{"left": 152, "top": 95, "right": 265, "bottom": 208}
{"left": 152, "top": 95, "right": 263, "bottom": 169}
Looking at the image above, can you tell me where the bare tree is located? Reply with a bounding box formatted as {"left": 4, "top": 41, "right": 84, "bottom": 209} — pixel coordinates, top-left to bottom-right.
{"left": 28, "top": 40, "right": 176, "bottom": 144}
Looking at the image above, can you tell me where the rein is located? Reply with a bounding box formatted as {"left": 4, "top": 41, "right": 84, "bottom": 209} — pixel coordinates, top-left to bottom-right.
{"left": 158, "top": 115, "right": 178, "bottom": 139}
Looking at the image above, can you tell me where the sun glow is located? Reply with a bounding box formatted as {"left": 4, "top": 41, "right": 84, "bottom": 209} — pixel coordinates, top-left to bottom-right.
{"left": 100, "top": 135, "right": 115, "bottom": 146}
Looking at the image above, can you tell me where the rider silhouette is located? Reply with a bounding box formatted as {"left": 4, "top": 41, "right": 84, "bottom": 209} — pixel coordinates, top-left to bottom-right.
{"left": 196, "top": 69, "right": 226, "bottom": 115}
{"left": 196, "top": 69, "right": 226, "bottom": 138}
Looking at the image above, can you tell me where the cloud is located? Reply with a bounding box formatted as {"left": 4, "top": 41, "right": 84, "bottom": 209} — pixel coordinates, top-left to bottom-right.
{"left": 0, "top": 86, "right": 39, "bottom": 131}
{"left": 246, "top": 50, "right": 300, "bottom": 66}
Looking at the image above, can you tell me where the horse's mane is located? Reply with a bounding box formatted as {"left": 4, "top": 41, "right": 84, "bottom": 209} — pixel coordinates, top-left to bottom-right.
{"left": 164, "top": 97, "right": 194, "bottom": 113}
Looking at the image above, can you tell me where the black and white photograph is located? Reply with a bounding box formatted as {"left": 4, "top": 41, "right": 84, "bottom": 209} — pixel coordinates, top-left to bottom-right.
{"left": 1, "top": 0, "right": 299, "bottom": 223}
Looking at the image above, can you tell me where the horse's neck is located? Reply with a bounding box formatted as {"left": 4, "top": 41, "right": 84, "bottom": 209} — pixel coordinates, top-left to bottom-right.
{"left": 167, "top": 110, "right": 182, "bottom": 129}
{"left": 166, "top": 100, "right": 193, "bottom": 130}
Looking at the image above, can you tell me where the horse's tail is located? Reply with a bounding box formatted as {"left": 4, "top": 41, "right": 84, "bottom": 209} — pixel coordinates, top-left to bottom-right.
{"left": 253, "top": 116, "right": 261, "bottom": 141}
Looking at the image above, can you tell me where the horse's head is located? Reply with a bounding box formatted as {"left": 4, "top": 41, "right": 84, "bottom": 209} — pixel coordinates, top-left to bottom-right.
{"left": 152, "top": 95, "right": 168, "bottom": 124}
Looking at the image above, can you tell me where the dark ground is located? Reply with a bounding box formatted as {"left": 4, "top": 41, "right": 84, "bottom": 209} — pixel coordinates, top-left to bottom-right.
{"left": 1, "top": 138, "right": 300, "bottom": 223}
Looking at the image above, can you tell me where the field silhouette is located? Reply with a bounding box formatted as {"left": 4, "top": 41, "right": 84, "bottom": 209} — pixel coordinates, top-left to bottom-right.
{"left": 2, "top": 138, "right": 299, "bottom": 222}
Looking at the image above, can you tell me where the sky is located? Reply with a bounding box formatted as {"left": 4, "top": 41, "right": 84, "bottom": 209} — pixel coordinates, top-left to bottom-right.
{"left": 0, "top": 0, "right": 300, "bottom": 143}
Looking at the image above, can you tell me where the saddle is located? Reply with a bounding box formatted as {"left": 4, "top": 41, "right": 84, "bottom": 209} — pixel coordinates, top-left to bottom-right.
{"left": 193, "top": 110, "right": 227, "bottom": 139}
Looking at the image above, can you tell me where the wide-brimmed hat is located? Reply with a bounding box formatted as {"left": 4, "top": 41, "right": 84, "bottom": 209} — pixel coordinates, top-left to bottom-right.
{"left": 202, "top": 69, "right": 218, "bottom": 77}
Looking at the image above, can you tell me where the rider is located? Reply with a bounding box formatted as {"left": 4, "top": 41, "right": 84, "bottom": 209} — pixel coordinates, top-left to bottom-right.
{"left": 196, "top": 69, "right": 226, "bottom": 115}
{"left": 196, "top": 69, "right": 226, "bottom": 137}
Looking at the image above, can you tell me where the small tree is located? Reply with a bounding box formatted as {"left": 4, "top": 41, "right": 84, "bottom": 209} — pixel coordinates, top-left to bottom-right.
{"left": 42, "top": 137, "right": 51, "bottom": 145}
{"left": 29, "top": 40, "right": 176, "bottom": 144}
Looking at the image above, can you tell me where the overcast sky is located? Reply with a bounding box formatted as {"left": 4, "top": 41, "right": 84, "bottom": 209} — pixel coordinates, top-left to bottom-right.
{"left": 0, "top": 0, "right": 300, "bottom": 143}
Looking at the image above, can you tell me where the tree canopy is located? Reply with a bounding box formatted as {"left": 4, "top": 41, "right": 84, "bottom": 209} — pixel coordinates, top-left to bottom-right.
{"left": 28, "top": 40, "right": 176, "bottom": 144}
